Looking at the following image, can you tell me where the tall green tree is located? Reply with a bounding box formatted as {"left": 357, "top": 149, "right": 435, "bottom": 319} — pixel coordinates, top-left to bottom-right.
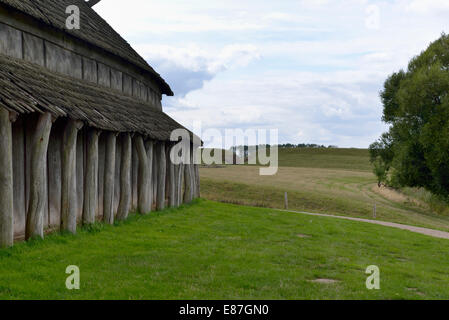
{"left": 370, "top": 33, "right": 449, "bottom": 198}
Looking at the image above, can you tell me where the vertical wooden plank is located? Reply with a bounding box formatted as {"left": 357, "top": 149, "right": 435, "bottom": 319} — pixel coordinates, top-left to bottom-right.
{"left": 103, "top": 132, "right": 116, "bottom": 224}
{"left": 43, "top": 149, "right": 49, "bottom": 230}
{"left": 0, "top": 108, "right": 14, "bottom": 247}
{"left": 61, "top": 120, "right": 82, "bottom": 235}
{"left": 156, "top": 142, "right": 166, "bottom": 210}
{"left": 177, "top": 163, "right": 184, "bottom": 207}
{"left": 136, "top": 135, "right": 151, "bottom": 214}
{"left": 131, "top": 140, "right": 138, "bottom": 211}
{"left": 47, "top": 120, "right": 63, "bottom": 229}
{"left": 12, "top": 117, "right": 26, "bottom": 237}
{"left": 114, "top": 136, "right": 122, "bottom": 215}
{"left": 76, "top": 129, "right": 84, "bottom": 222}
{"left": 97, "top": 133, "right": 106, "bottom": 219}
{"left": 195, "top": 163, "right": 200, "bottom": 198}
{"left": 83, "top": 129, "right": 99, "bottom": 225}
{"left": 152, "top": 146, "right": 158, "bottom": 207}
{"left": 117, "top": 133, "right": 132, "bottom": 221}
{"left": 183, "top": 155, "right": 193, "bottom": 203}
{"left": 25, "top": 113, "right": 52, "bottom": 240}
{"left": 145, "top": 139, "right": 154, "bottom": 209}
{"left": 173, "top": 164, "right": 179, "bottom": 208}
{"left": 168, "top": 145, "right": 176, "bottom": 207}
{"left": 25, "top": 115, "right": 36, "bottom": 216}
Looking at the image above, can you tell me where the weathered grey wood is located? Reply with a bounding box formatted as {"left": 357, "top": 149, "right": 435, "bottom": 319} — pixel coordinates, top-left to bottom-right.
{"left": 165, "top": 146, "right": 170, "bottom": 197}
{"left": 131, "top": 141, "right": 138, "bottom": 210}
{"left": 173, "top": 164, "right": 179, "bottom": 208}
{"left": 0, "top": 108, "right": 14, "bottom": 247}
{"left": 97, "top": 134, "right": 105, "bottom": 219}
{"left": 43, "top": 149, "right": 49, "bottom": 229}
{"left": 191, "top": 165, "right": 196, "bottom": 200}
{"left": 114, "top": 138, "right": 122, "bottom": 214}
{"left": 152, "top": 148, "right": 158, "bottom": 207}
{"left": 167, "top": 145, "right": 176, "bottom": 207}
{"left": 177, "top": 163, "right": 184, "bottom": 206}
{"left": 25, "top": 116, "right": 35, "bottom": 216}
{"left": 103, "top": 132, "right": 116, "bottom": 224}
{"left": 12, "top": 117, "right": 26, "bottom": 237}
{"left": 145, "top": 140, "right": 154, "bottom": 208}
{"left": 76, "top": 130, "right": 84, "bottom": 222}
{"left": 183, "top": 158, "right": 193, "bottom": 204}
{"left": 47, "top": 120, "right": 63, "bottom": 229}
{"left": 61, "top": 120, "right": 83, "bottom": 234}
{"left": 117, "top": 133, "right": 132, "bottom": 221}
{"left": 25, "top": 112, "right": 52, "bottom": 240}
{"left": 136, "top": 135, "right": 151, "bottom": 214}
{"left": 82, "top": 129, "right": 99, "bottom": 225}
{"left": 156, "top": 142, "right": 166, "bottom": 210}
{"left": 194, "top": 163, "right": 200, "bottom": 198}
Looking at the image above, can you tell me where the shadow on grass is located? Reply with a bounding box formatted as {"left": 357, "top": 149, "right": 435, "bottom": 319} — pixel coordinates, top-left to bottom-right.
{"left": 0, "top": 199, "right": 204, "bottom": 255}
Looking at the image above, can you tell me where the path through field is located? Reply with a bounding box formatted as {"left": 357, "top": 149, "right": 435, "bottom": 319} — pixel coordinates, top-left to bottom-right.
{"left": 200, "top": 165, "right": 449, "bottom": 232}
{"left": 281, "top": 209, "right": 449, "bottom": 240}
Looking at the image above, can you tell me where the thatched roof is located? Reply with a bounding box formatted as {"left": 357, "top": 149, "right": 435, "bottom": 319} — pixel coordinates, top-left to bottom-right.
{"left": 0, "top": 53, "right": 186, "bottom": 141}
{"left": 0, "top": 0, "right": 173, "bottom": 96}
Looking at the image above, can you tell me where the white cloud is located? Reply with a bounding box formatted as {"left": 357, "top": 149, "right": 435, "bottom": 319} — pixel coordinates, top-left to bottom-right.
{"left": 407, "top": 0, "right": 449, "bottom": 13}
{"left": 94, "top": 0, "right": 449, "bottom": 147}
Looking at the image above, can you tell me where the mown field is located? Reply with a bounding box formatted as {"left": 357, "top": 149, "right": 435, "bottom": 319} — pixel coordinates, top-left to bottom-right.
{"left": 1, "top": 200, "right": 449, "bottom": 300}
{"left": 274, "top": 147, "right": 372, "bottom": 171}
{"left": 200, "top": 148, "right": 449, "bottom": 232}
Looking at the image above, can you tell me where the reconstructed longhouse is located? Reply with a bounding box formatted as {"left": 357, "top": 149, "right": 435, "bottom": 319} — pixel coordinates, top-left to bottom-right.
{"left": 0, "top": 0, "right": 200, "bottom": 247}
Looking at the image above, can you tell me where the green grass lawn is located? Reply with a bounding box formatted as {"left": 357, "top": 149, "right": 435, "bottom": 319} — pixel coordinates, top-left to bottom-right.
{"left": 1, "top": 200, "right": 448, "bottom": 299}
{"left": 200, "top": 148, "right": 449, "bottom": 232}
{"left": 277, "top": 148, "right": 371, "bottom": 171}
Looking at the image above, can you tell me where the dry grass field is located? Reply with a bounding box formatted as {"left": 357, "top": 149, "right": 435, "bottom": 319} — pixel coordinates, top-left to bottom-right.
{"left": 200, "top": 148, "right": 449, "bottom": 232}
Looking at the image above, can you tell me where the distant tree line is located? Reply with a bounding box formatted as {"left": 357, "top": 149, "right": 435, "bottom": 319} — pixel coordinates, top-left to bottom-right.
{"left": 277, "top": 143, "right": 338, "bottom": 149}
{"left": 369, "top": 33, "right": 449, "bottom": 201}
{"left": 229, "top": 144, "right": 338, "bottom": 161}
{"left": 230, "top": 143, "right": 338, "bottom": 153}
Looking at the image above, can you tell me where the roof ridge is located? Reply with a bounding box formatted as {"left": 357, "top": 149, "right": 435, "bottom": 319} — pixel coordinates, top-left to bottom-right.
{"left": 0, "top": 0, "right": 173, "bottom": 96}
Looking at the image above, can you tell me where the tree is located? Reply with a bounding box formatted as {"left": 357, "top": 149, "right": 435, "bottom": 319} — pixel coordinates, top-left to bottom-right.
{"left": 370, "top": 33, "right": 449, "bottom": 198}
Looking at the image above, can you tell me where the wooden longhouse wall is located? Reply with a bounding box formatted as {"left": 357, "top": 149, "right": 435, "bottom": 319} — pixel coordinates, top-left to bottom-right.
{"left": 0, "top": 0, "right": 201, "bottom": 247}
{"left": 8, "top": 115, "right": 201, "bottom": 241}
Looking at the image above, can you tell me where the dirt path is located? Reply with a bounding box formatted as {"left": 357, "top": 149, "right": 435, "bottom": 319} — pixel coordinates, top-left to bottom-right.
{"left": 281, "top": 209, "right": 449, "bottom": 240}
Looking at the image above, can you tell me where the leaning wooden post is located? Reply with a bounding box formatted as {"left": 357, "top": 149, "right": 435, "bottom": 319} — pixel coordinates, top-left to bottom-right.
{"left": 177, "top": 162, "right": 184, "bottom": 206}
{"left": 183, "top": 150, "right": 193, "bottom": 203}
{"left": 136, "top": 135, "right": 151, "bottom": 214}
{"left": 61, "top": 119, "right": 83, "bottom": 234}
{"left": 0, "top": 108, "right": 14, "bottom": 247}
{"left": 194, "top": 163, "right": 200, "bottom": 198}
{"left": 26, "top": 112, "right": 53, "bottom": 240}
{"left": 117, "top": 133, "right": 132, "bottom": 221}
{"left": 156, "top": 142, "right": 166, "bottom": 210}
{"left": 168, "top": 145, "right": 176, "bottom": 207}
{"left": 190, "top": 150, "right": 197, "bottom": 199}
{"left": 83, "top": 129, "right": 100, "bottom": 225}
{"left": 103, "top": 132, "right": 116, "bottom": 225}
{"left": 152, "top": 149, "right": 158, "bottom": 205}
{"left": 145, "top": 140, "right": 154, "bottom": 208}
{"left": 173, "top": 164, "right": 180, "bottom": 207}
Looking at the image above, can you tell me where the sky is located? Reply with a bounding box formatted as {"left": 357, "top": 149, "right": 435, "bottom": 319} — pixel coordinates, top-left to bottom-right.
{"left": 95, "top": 0, "right": 449, "bottom": 148}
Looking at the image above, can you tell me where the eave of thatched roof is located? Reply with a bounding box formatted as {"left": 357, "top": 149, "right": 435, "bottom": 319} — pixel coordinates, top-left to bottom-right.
{"left": 0, "top": 54, "right": 185, "bottom": 141}
{"left": 0, "top": 0, "right": 173, "bottom": 96}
